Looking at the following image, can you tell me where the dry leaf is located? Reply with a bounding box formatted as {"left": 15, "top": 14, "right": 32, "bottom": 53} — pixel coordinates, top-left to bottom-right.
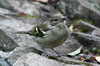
{"left": 67, "top": 46, "right": 83, "bottom": 56}
{"left": 95, "top": 56, "right": 100, "bottom": 63}
{"left": 69, "top": 24, "right": 74, "bottom": 32}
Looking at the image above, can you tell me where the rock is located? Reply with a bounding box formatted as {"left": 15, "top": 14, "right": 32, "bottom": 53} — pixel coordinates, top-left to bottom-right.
{"left": 8, "top": 0, "right": 40, "bottom": 15}
{"left": 59, "top": 0, "right": 100, "bottom": 27}
{"left": 0, "top": 29, "right": 18, "bottom": 52}
{"left": 13, "top": 52, "right": 82, "bottom": 66}
{"left": 6, "top": 0, "right": 55, "bottom": 16}
{"left": 0, "top": 58, "right": 10, "bottom": 66}
{"left": 0, "top": 51, "right": 13, "bottom": 58}
{"left": 32, "top": 2, "right": 55, "bottom": 16}
{"left": 71, "top": 31, "right": 100, "bottom": 51}
{"left": 7, "top": 46, "right": 42, "bottom": 65}
{"left": 0, "top": 8, "right": 12, "bottom": 14}
{"left": 0, "top": 15, "right": 44, "bottom": 65}
{"left": 0, "top": 16, "right": 40, "bottom": 48}
{"left": 71, "top": 32, "right": 96, "bottom": 48}
{"left": 0, "top": 0, "right": 55, "bottom": 25}
{"left": 92, "top": 29, "right": 100, "bottom": 36}
{"left": 91, "top": 30, "right": 100, "bottom": 49}
{"left": 13, "top": 52, "right": 63, "bottom": 66}
{"left": 0, "top": 0, "right": 17, "bottom": 12}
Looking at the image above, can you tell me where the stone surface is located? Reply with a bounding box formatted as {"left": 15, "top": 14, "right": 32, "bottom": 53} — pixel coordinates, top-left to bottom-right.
{"left": 0, "top": 8, "right": 12, "bottom": 14}
{"left": 6, "top": 0, "right": 55, "bottom": 16}
{"left": 13, "top": 52, "right": 82, "bottom": 66}
{"left": 0, "top": 58, "right": 10, "bottom": 66}
{"left": 8, "top": 0, "right": 40, "bottom": 15}
{"left": 0, "top": 0, "right": 17, "bottom": 12}
{"left": 59, "top": 0, "right": 100, "bottom": 27}
{"left": 7, "top": 46, "right": 42, "bottom": 65}
{"left": 0, "top": 15, "right": 42, "bottom": 65}
{"left": 91, "top": 30, "right": 100, "bottom": 49}
{"left": 0, "top": 17, "right": 39, "bottom": 48}
{"left": 0, "top": 29, "right": 18, "bottom": 52}
{"left": 0, "top": 51, "right": 13, "bottom": 58}
{"left": 13, "top": 52, "right": 63, "bottom": 66}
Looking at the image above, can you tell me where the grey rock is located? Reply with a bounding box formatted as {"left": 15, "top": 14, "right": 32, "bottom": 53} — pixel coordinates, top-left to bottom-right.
{"left": 8, "top": 0, "right": 55, "bottom": 16}
{"left": 0, "top": 17, "right": 39, "bottom": 48}
{"left": 59, "top": 0, "right": 100, "bottom": 27}
{"left": 8, "top": 0, "right": 40, "bottom": 15}
{"left": 92, "top": 29, "right": 100, "bottom": 36}
{"left": 0, "top": 16, "right": 43, "bottom": 58}
{"left": 0, "top": 58, "right": 10, "bottom": 66}
{"left": 71, "top": 31, "right": 100, "bottom": 51}
{"left": 13, "top": 52, "right": 82, "bottom": 66}
{"left": 71, "top": 32, "right": 96, "bottom": 47}
{"left": 0, "top": 8, "right": 12, "bottom": 14}
{"left": 7, "top": 46, "right": 42, "bottom": 65}
{"left": 91, "top": 30, "right": 100, "bottom": 49}
{"left": 0, "top": 0, "right": 17, "bottom": 12}
{"left": 0, "top": 29, "right": 18, "bottom": 52}
{"left": 0, "top": 0, "right": 55, "bottom": 24}
{"left": 32, "top": 2, "right": 55, "bottom": 16}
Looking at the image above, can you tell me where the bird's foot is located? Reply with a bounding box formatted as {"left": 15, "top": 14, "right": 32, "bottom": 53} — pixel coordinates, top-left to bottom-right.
{"left": 51, "top": 48, "right": 62, "bottom": 57}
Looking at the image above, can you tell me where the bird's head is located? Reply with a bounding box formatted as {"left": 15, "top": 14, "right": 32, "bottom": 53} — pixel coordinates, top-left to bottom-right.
{"left": 48, "top": 15, "right": 67, "bottom": 26}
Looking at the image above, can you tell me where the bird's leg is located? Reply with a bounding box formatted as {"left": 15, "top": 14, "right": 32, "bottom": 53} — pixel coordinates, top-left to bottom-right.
{"left": 41, "top": 47, "right": 51, "bottom": 56}
{"left": 41, "top": 48, "right": 61, "bottom": 57}
{"left": 51, "top": 48, "right": 61, "bottom": 57}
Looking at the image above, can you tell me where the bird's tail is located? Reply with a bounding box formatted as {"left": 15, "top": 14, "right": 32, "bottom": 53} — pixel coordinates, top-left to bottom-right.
{"left": 14, "top": 31, "right": 29, "bottom": 34}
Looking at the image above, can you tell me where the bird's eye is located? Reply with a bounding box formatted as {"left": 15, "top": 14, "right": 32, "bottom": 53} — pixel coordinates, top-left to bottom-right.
{"left": 54, "top": 19, "right": 58, "bottom": 21}
{"left": 50, "top": 18, "right": 58, "bottom": 22}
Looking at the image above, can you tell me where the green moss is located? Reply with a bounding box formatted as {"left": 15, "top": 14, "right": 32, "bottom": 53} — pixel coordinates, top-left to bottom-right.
{"left": 80, "top": 27, "right": 89, "bottom": 32}
{"left": 73, "top": 19, "right": 79, "bottom": 25}
{"left": 82, "top": 19, "right": 94, "bottom": 24}
{"left": 92, "top": 47, "right": 100, "bottom": 54}
{"left": 73, "top": 18, "right": 94, "bottom": 25}
{"left": 17, "top": 14, "right": 37, "bottom": 18}
{"left": 73, "top": 19, "right": 94, "bottom": 32}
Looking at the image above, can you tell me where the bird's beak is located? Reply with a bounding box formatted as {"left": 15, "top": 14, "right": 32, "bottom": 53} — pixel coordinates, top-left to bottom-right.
{"left": 59, "top": 16, "right": 67, "bottom": 23}
{"left": 60, "top": 16, "right": 67, "bottom": 20}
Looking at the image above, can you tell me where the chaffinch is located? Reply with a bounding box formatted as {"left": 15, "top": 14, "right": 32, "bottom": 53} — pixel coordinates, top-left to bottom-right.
{"left": 16, "top": 15, "right": 70, "bottom": 56}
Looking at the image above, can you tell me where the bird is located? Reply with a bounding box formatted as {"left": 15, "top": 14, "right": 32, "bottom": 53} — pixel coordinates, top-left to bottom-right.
{"left": 16, "top": 15, "right": 70, "bottom": 56}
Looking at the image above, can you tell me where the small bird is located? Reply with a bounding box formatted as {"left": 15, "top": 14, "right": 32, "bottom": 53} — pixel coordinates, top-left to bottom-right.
{"left": 16, "top": 15, "right": 69, "bottom": 56}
